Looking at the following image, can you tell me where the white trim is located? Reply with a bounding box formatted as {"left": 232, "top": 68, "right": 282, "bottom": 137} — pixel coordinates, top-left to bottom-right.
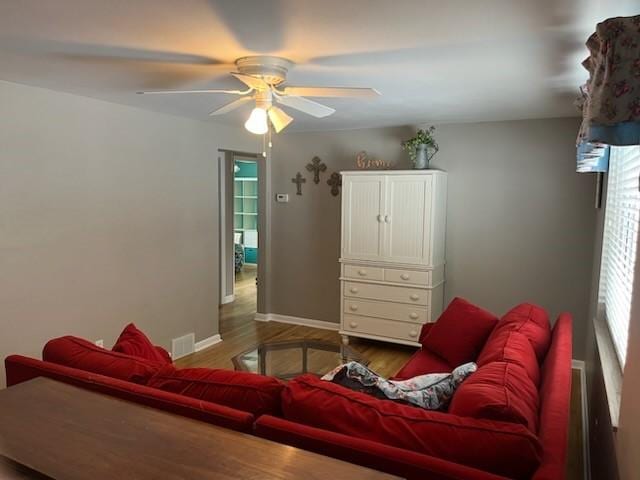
{"left": 195, "top": 334, "right": 222, "bottom": 352}
{"left": 221, "top": 294, "right": 235, "bottom": 305}
{"left": 572, "top": 359, "right": 591, "bottom": 480}
{"left": 253, "top": 313, "right": 340, "bottom": 331}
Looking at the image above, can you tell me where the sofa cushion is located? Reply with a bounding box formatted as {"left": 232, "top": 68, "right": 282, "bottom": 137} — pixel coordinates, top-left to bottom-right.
{"left": 112, "top": 323, "right": 171, "bottom": 365}
{"left": 497, "top": 303, "right": 551, "bottom": 362}
{"left": 423, "top": 298, "right": 498, "bottom": 367}
{"left": 449, "top": 361, "right": 539, "bottom": 432}
{"left": 282, "top": 374, "right": 542, "bottom": 479}
{"left": 147, "top": 366, "right": 285, "bottom": 417}
{"left": 477, "top": 329, "right": 540, "bottom": 386}
{"left": 392, "top": 348, "right": 452, "bottom": 380}
{"left": 417, "top": 322, "right": 434, "bottom": 344}
{"left": 43, "top": 336, "right": 163, "bottom": 384}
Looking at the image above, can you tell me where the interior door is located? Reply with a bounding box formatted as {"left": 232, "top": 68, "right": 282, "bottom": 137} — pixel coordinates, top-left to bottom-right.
{"left": 383, "top": 175, "right": 432, "bottom": 264}
{"left": 341, "top": 175, "right": 385, "bottom": 261}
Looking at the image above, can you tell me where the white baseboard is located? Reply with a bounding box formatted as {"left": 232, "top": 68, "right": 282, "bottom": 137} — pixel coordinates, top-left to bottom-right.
{"left": 253, "top": 313, "right": 339, "bottom": 331}
{"left": 221, "top": 294, "right": 235, "bottom": 305}
{"left": 195, "top": 334, "right": 222, "bottom": 352}
{"left": 572, "top": 359, "right": 591, "bottom": 480}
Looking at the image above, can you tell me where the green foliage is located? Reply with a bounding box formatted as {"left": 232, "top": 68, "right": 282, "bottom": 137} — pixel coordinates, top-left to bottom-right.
{"left": 402, "top": 126, "right": 438, "bottom": 162}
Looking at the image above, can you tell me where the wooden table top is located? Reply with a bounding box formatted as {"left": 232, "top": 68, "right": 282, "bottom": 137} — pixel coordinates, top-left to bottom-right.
{"left": 0, "top": 378, "right": 398, "bottom": 480}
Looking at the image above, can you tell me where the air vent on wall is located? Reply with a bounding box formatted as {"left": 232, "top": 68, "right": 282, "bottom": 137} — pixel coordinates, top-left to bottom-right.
{"left": 171, "top": 333, "right": 195, "bottom": 360}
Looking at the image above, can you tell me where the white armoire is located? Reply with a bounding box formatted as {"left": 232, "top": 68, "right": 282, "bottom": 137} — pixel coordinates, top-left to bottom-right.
{"left": 339, "top": 170, "right": 447, "bottom": 346}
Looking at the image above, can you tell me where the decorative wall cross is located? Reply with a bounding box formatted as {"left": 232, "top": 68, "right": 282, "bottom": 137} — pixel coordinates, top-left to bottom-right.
{"left": 327, "top": 172, "right": 342, "bottom": 196}
{"left": 291, "top": 172, "right": 306, "bottom": 195}
{"left": 306, "top": 156, "right": 327, "bottom": 184}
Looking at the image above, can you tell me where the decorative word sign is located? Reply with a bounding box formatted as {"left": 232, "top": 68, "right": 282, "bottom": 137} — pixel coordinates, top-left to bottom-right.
{"left": 355, "top": 151, "right": 393, "bottom": 170}
{"left": 291, "top": 172, "right": 306, "bottom": 195}
{"left": 327, "top": 172, "right": 342, "bottom": 196}
{"left": 306, "top": 156, "right": 327, "bottom": 184}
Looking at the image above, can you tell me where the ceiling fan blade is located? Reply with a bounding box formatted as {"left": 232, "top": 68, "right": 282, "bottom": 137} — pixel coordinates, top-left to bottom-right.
{"left": 268, "top": 106, "right": 293, "bottom": 133}
{"left": 274, "top": 95, "right": 335, "bottom": 118}
{"left": 137, "top": 88, "right": 250, "bottom": 95}
{"left": 209, "top": 96, "right": 253, "bottom": 116}
{"left": 281, "top": 86, "right": 380, "bottom": 98}
{"left": 231, "top": 72, "right": 269, "bottom": 91}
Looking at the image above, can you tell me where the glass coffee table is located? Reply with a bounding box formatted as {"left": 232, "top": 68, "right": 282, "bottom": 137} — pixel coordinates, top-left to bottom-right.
{"left": 232, "top": 339, "right": 368, "bottom": 381}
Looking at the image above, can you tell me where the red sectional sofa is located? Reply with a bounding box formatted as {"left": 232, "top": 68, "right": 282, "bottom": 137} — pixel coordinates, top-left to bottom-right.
{"left": 4, "top": 302, "right": 572, "bottom": 480}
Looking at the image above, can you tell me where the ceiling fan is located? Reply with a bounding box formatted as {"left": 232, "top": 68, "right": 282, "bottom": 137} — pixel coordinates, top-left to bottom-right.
{"left": 138, "top": 55, "right": 380, "bottom": 134}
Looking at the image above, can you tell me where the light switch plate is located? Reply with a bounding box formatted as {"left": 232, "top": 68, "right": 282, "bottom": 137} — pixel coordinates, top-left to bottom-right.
{"left": 275, "top": 193, "right": 289, "bottom": 203}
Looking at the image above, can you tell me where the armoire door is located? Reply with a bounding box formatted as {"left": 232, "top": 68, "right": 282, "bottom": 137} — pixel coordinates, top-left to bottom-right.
{"left": 383, "top": 175, "right": 432, "bottom": 264}
{"left": 341, "top": 175, "right": 385, "bottom": 261}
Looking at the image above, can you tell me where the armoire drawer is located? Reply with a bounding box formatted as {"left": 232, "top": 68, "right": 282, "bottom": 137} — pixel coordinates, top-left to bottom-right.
{"left": 343, "top": 314, "right": 422, "bottom": 343}
{"left": 343, "top": 298, "right": 428, "bottom": 324}
{"left": 343, "top": 264, "right": 384, "bottom": 281}
{"left": 343, "top": 281, "right": 429, "bottom": 306}
{"left": 383, "top": 268, "right": 430, "bottom": 286}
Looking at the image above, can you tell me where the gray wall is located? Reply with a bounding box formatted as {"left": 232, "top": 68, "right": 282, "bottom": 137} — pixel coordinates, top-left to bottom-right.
{"left": 0, "top": 80, "right": 255, "bottom": 387}
{"left": 269, "top": 118, "right": 596, "bottom": 359}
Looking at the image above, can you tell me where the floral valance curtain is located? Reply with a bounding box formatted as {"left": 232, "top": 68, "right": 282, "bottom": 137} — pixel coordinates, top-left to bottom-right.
{"left": 577, "top": 15, "right": 640, "bottom": 171}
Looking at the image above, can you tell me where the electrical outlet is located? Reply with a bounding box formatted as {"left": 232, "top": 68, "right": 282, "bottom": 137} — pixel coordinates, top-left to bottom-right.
{"left": 95, "top": 339, "right": 104, "bottom": 348}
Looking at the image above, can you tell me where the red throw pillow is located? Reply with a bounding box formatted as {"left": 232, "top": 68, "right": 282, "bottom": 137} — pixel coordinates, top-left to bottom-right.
{"left": 282, "top": 374, "right": 541, "bottom": 479}
{"left": 112, "top": 323, "right": 171, "bottom": 365}
{"left": 498, "top": 303, "right": 551, "bottom": 362}
{"left": 43, "top": 336, "right": 163, "bottom": 384}
{"left": 147, "top": 366, "right": 285, "bottom": 417}
{"left": 449, "top": 361, "right": 540, "bottom": 432}
{"left": 477, "top": 329, "right": 541, "bottom": 386}
{"left": 423, "top": 297, "right": 498, "bottom": 366}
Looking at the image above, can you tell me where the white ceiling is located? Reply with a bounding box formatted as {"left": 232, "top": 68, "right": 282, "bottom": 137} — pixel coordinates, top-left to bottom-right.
{"left": 0, "top": 0, "right": 636, "bottom": 131}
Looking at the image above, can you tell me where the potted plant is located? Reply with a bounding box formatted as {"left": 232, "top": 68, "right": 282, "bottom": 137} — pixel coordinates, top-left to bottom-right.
{"left": 402, "top": 126, "right": 439, "bottom": 169}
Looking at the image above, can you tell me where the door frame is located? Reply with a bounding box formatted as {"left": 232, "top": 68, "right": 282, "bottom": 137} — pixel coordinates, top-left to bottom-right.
{"left": 218, "top": 149, "right": 270, "bottom": 314}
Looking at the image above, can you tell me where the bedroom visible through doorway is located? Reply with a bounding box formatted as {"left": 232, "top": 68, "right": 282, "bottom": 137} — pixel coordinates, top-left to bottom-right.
{"left": 233, "top": 158, "right": 258, "bottom": 309}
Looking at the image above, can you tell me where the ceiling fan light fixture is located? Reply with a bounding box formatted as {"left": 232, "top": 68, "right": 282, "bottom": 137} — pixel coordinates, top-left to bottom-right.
{"left": 245, "top": 107, "right": 268, "bottom": 135}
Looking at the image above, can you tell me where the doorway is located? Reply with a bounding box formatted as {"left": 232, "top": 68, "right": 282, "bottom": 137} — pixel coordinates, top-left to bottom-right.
{"left": 232, "top": 157, "right": 259, "bottom": 307}
{"left": 218, "top": 150, "right": 266, "bottom": 320}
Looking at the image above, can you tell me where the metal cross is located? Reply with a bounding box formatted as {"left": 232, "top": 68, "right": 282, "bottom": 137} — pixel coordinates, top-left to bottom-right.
{"left": 305, "top": 156, "right": 327, "bottom": 184}
{"left": 291, "top": 172, "right": 306, "bottom": 195}
{"left": 327, "top": 172, "right": 342, "bottom": 196}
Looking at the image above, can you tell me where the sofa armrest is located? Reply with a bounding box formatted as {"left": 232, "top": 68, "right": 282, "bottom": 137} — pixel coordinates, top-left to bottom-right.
{"left": 533, "top": 313, "right": 573, "bottom": 480}
{"left": 5, "top": 355, "right": 254, "bottom": 433}
{"left": 254, "top": 415, "right": 510, "bottom": 480}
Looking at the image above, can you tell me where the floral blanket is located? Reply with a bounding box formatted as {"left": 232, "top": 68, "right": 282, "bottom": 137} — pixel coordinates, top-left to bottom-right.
{"left": 322, "top": 361, "right": 476, "bottom": 410}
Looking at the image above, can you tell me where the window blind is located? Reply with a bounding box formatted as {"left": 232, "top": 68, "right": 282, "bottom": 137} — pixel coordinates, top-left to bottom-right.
{"left": 599, "top": 145, "right": 640, "bottom": 368}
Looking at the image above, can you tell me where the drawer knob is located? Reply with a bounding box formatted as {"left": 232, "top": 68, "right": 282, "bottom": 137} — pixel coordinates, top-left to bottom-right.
{"left": 349, "top": 321, "right": 358, "bottom": 328}
{"left": 349, "top": 304, "right": 359, "bottom": 311}
{"left": 357, "top": 269, "right": 367, "bottom": 276}
{"left": 410, "top": 294, "right": 420, "bottom": 301}
{"left": 409, "top": 330, "right": 418, "bottom": 338}
{"left": 409, "top": 312, "right": 419, "bottom": 320}
{"left": 400, "top": 273, "right": 410, "bottom": 280}
{"left": 349, "top": 287, "right": 359, "bottom": 294}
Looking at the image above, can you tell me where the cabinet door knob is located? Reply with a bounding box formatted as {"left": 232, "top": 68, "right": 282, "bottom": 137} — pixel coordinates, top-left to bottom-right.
{"left": 357, "top": 269, "right": 367, "bottom": 276}
{"left": 349, "top": 287, "right": 359, "bottom": 294}
{"left": 377, "top": 214, "right": 383, "bottom": 223}
{"left": 409, "top": 312, "right": 419, "bottom": 320}
{"left": 400, "top": 273, "right": 410, "bottom": 280}
{"left": 349, "top": 304, "right": 359, "bottom": 311}
{"left": 350, "top": 321, "right": 358, "bottom": 328}
{"left": 384, "top": 215, "right": 391, "bottom": 223}
{"left": 409, "top": 330, "right": 418, "bottom": 338}
{"left": 410, "top": 294, "right": 420, "bottom": 301}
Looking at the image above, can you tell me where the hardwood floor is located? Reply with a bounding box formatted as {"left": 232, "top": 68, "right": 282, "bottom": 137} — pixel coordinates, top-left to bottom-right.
{"left": 177, "top": 264, "right": 416, "bottom": 377}
{"left": 176, "top": 263, "right": 585, "bottom": 479}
